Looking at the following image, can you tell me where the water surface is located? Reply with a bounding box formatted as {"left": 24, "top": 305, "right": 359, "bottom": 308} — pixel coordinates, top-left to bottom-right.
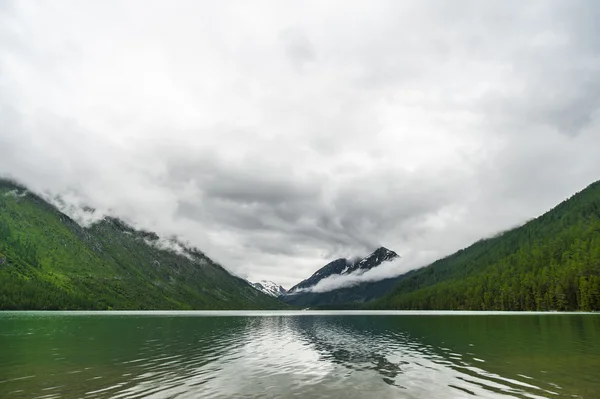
{"left": 1, "top": 311, "right": 599, "bottom": 398}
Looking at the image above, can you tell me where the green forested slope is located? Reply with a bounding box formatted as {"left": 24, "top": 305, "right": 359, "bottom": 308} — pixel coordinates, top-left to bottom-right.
{"left": 0, "top": 179, "right": 286, "bottom": 310}
{"left": 371, "top": 181, "right": 600, "bottom": 311}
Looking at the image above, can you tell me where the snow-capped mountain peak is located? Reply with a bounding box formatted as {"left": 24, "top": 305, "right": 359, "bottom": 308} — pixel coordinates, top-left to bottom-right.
{"left": 249, "top": 280, "right": 287, "bottom": 297}
{"left": 286, "top": 247, "right": 400, "bottom": 294}
{"left": 343, "top": 247, "right": 399, "bottom": 275}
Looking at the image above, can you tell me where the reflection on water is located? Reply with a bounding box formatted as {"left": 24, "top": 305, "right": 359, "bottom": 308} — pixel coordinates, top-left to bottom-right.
{"left": 1, "top": 312, "right": 599, "bottom": 399}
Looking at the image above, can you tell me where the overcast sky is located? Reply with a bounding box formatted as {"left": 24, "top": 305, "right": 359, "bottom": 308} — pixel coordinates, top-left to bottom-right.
{"left": 1, "top": 1, "right": 600, "bottom": 288}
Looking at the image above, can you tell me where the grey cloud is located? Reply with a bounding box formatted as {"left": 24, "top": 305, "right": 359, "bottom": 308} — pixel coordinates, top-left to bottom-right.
{"left": 480, "top": 54, "right": 600, "bottom": 136}
{"left": 474, "top": 3, "right": 600, "bottom": 136}
{"left": 1, "top": 1, "right": 600, "bottom": 289}
{"left": 279, "top": 28, "right": 315, "bottom": 71}
{"left": 166, "top": 146, "right": 468, "bottom": 272}
{"left": 0, "top": 1, "right": 12, "bottom": 13}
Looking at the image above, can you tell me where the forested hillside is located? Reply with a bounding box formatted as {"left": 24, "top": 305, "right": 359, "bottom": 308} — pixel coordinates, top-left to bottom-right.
{"left": 0, "top": 179, "right": 286, "bottom": 310}
{"left": 370, "top": 181, "right": 600, "bottom": 311}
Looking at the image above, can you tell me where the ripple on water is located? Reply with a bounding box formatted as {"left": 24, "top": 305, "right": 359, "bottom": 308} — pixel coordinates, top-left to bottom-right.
{"left": 1, "top": 312, "right": 599, "bottom": 399}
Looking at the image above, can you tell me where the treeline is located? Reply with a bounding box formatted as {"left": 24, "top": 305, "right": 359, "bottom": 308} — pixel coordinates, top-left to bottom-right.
{"left": 371, "top": 181, "right": 600, "bottom": 311}
{"left": 0, "top": 218, "right": 40, "bottom": 268}
{"left": 0, "top": 269, "right": 100, "bottom": 310}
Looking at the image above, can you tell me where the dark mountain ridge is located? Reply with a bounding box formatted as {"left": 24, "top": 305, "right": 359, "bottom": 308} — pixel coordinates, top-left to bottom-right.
{"left": 284, "top": 247, "right": 400, "bottom": 307}
{"left": 287, "top": 247, "right": 399, "bottom": 294}
{"left": 0, "top": 178, "right": 286, "bottom": 310}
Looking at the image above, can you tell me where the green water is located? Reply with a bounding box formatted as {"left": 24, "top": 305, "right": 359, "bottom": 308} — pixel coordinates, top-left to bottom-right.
{"left": 0, "top": 311, "right": 599, "bottom": 398}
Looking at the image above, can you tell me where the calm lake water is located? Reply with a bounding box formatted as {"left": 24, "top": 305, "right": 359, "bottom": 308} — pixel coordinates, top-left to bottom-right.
{"left": 1, "top": 311, "right": 599, "bottom": 399}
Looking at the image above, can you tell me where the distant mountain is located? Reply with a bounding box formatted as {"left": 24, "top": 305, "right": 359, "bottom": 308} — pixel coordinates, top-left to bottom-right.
{"left": 0, "top": 178, "right": 287, "bottom": 310}
{"left": 283, "top": 247, "right": 401, "bottom": 307}
{"left": 287, "top": 247, "right": 399, "bottom": 295}
{"left": 369, "top": 180, "right": 600, "bottom": 311}
{"left": 250, "top": 280, "right": 287, "bottom": 297}
{"left": 344, "top": 247, "right": 399, "bottom": 274}
{"left": 286, "top": 258, "right": 350, "bottom": 294}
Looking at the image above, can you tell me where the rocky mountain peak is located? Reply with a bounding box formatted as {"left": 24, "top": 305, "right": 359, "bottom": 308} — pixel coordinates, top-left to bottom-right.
{"left": 250, "top": 280, "right": 287, "bottom": 297}
{"left": 344, "top": 246, "right": 399, "bottom": 275}
{"left": 286, "top": 247, "right": 400, "bottom": 295}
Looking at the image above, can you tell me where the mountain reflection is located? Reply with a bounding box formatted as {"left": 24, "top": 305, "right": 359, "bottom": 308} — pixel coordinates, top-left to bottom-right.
{"left": 288, "top": 317, "right": 409, "bottom": 387}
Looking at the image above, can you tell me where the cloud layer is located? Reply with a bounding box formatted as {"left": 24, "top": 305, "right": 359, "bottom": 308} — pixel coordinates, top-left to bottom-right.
{"left": 294, "top": 257, "right": 410, "bottom": 294}
{"left": 1, "top": 1, "right": 600, "bottom": 288}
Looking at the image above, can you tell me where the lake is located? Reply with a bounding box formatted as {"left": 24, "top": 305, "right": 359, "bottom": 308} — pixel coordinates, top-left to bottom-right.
{"left": 0, "top": 311, "right": 599, "bottom": 398}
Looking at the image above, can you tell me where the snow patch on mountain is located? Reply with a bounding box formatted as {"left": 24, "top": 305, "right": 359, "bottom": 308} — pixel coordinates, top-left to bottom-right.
{"left": 299, "top": 257, "right": 405, "bottom": 293}
{"left": 286, "top": 247, "right": 401, "bottom": 295}
{"left": 249, "top": 280, "right": 287, "bottom": 297}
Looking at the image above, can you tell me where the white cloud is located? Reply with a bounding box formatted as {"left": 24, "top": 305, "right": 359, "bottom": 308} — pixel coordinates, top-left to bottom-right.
{"left": 1, "top": 1, "right": 600, "bottom": 288}
{"left": 294, "top": 248, "right": 442, "bottom": 293}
